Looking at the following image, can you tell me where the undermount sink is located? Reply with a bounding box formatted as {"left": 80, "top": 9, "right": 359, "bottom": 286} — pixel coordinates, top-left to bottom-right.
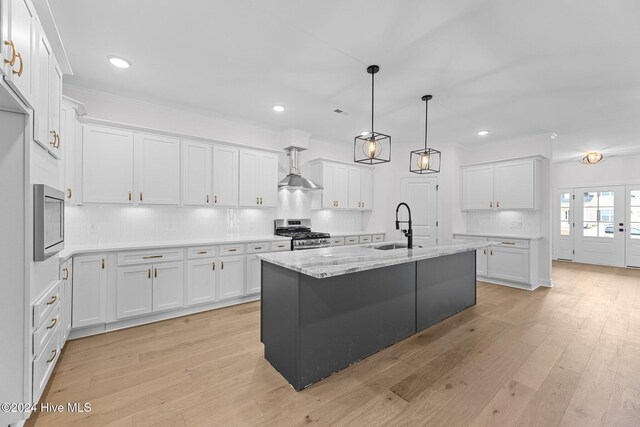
{"left": 373, "top": 243, "right": 423, "bottom": 250}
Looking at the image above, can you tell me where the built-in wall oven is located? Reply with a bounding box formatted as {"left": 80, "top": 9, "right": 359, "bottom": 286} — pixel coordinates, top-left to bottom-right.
{"left": 34, "top": 184, "right": 65, "bottom": 261}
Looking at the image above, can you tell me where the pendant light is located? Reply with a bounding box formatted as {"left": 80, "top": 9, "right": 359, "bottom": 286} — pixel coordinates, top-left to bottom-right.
{"left": 354, "top": 65, "right": 391, "bottom": 165}
{"left": 410, "top": 95, "right": 441, "bottom": 174}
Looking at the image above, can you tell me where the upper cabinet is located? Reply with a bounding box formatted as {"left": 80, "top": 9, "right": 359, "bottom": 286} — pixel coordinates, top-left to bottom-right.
{"left": 60, "top": 99, "right": 82, "bottom": 204}
{"left": 239, "top": 149, "right": 278, "bottom": 207}
{"left": 134, "top": 133, "right": 180, "bottom": 205}
{"left": 212, "top": 145, "right": 238, "bottom": 206}
{"left": 461, "top": 158, "right": 540, "bottom": 211}
{"left": 310, "top": 160, "right": 372, "bottom": 210}
{"left": 33, "top": 27, "right": 61, "bottom": 157}
{"left": 3, "top": 0, "right": 36, "bottom": 106}
{"left": 182, "top": 140, "right": 212, "bottom": 206}
{"left": 348, "top": 167, "right": 373, "bottom": 211}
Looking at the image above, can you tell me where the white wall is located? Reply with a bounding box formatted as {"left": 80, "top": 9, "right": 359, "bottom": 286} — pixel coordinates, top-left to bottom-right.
{"left": 63, "top": 85, "right": 366, "bottom": 245}
{"left": 551, "top": 154, "right": 640, "bottom": 189}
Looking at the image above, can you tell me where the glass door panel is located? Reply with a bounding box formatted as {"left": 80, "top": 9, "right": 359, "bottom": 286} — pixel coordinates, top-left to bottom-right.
{"left": 555, "top": 190, "right": 574, "bottom": 260}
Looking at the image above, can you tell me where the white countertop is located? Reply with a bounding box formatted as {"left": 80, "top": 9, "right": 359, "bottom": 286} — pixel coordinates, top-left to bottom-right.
{"left": 453, "top": 232, "right": 543, "bottom": 240}
{"left": 58, "top": 235, "right": 291, "bottom": 260}
{"left": 257, "top": 239, "right": 491, "bottom": 279}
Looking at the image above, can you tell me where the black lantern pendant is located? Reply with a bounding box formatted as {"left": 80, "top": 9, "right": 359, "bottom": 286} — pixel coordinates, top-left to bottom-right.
{"left": 354, "top": 65, "right": 391, "bottom": 165}
{"left": 410, "top": 95, "right": 441, "bottom": 174}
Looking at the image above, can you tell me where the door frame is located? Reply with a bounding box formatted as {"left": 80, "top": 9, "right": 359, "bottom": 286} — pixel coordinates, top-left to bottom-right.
{"left": 554, "top": 188, "right": 574, "bottom": 261}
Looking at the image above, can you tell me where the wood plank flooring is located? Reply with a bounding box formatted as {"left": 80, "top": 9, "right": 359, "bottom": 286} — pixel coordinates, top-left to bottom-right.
{"left": 27, "top": 261, "right": 640, "bottom": 426}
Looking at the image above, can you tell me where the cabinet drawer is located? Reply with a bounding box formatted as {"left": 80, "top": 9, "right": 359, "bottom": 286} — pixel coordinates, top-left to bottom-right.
{"left": 118, "top": 248, "right": 184, "bottom": 266}
{"left": 489, "top": 238, "right": 529, "bottom": 249}
{"left": 246, "top": 242, "right": 270, "bottom": 254}
{"left": 372, "top": 234, "right": 384, "bottom": 242}
{"left": 33, "top": 303, "right": 61, "bottom": 356}
{"left": 187, "top": 246, "right": 216, "bottom": 259}
{"left": 220, "top": 244, "right": 244, "bottom": 255}
{"left": 270, "top": 241, "right": 290, "bottom": 252}
{"left": 345, "top": 236, "right": 359, "bottom": 245}
{"left": 33, "top": 281, "right": 62, "bottom": 330}
{"left": 359, "top": 235, "right": 372, "bottom": 243}
{"left": 330, "top": 237, "right": 345, "bottom": 246}
{"left": 33, "top": 332, "right": 61, "bottom": 404}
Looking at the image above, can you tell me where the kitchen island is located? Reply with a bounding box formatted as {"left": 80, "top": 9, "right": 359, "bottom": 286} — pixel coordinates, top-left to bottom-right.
{"left": 258, "top": 239, "right": 490, "bottom": 391}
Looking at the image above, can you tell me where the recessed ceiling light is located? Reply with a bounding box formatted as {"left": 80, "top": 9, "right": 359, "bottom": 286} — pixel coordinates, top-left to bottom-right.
{"left": 360, "top": 131, "right": 370, "bottom": 136}
{"left": 477, "top": 130, "right": 489, "bottom": 136}
{"left": 581, "top": 151, "right": 604, "bottom": 165}
{"left": 107, "top": 55, "right": 131, "bottom": 69}
{"left": 272, "top": 105, "right": 286, "bottom": 112}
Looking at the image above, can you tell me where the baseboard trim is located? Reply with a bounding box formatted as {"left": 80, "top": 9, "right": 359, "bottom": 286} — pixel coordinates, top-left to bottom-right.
{"left": 476, "top": 276, "right": 538, "bottom": 292}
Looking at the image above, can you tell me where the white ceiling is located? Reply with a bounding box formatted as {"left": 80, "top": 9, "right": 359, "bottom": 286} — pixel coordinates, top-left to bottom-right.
{"left": 50, "top": 0, "right": 640, "bottom": 159}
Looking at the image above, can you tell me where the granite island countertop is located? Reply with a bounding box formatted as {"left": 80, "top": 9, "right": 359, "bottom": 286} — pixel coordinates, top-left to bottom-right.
{"left": 257, "top": 239, "right": 492, "bottom": 279}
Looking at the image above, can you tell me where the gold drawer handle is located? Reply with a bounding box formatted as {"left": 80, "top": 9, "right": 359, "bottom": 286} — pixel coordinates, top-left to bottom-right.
{"left": 46, "top": 295, "right": 57, "bottom": 305}
{"left": 67, "top": 188, "right": 72, "bottom": 199}
{"left": 46, "top": 349, "right": 58, "bottom": 364}
{"left": 143, "top": 255, "right": 163, "bottom": 259}
{"left": 4, "top": 40, "right": 16, "bottom": 65}
{"left": 13, "top": 52, "right": 23, "bottom": 77}
{"left": 46, "top": 317, "right": 58, "bottom": 330}
{"left": 197, "top": 251, "right": 207, "bottom": 254}
{"left": 63, "top": 268, "right": 69, "bottom": 280}
{"left": 227, "top": 249, "right": 237, "bottom": 252}
{"left": 501, "top": 242, "right": 516, "bottom": 245}
{"left": 206, "top": 195, "right": 210, "bottom": 204}
{"left": 254, "top": 246, "right": 263, "bottom": 250}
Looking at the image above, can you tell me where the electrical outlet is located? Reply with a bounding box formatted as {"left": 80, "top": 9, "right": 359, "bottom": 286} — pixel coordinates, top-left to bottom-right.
{"left": 167, "top": 222, "right": 176, "bottom": 231}
{"left": 89, "top": 223, "right": 98, "bottom": 233}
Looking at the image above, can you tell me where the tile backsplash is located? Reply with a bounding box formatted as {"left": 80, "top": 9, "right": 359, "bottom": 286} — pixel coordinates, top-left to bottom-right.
{"left": 465, "top": 210, "right": 541, "bottom": 236}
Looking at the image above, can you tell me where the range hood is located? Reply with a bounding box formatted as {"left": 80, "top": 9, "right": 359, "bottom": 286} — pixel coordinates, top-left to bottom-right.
{"left": 278, "top": 147, "right": 323, "bottom": 191}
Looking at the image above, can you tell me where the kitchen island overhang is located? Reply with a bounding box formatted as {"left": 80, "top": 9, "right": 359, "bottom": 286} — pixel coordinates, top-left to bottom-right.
{"left": 258, "top": 239, "right": 490, "bottom": 391}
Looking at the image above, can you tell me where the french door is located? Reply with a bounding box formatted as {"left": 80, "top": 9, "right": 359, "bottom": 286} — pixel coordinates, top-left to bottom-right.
{"left": 627, "top": 187, "right": 640, "bottom": 267}
{"left": 574, "top": 186, "right": 625, "bottom": 267}
{"left": 555, "top": 189, "right": 574, "bottom": 261}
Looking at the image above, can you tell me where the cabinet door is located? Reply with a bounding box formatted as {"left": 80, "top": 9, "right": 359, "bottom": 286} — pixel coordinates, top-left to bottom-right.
{"left": 72, "top": 254, "right": 107, "bottom": 327}
{"left": 48, "top": 58, "right": 62, "bottom": 154}
{"left": 246, "top": 254, "right": 261, "bottom": 295}
{"left": 182, "top": 141, "right": 211, "bottom": 206}
{"left": 321, "top": 163, "right": 335, "bottom": 209}
{"left": 258, "top": 152, "right": 278, "bottom": 207}
{"left": 187, "top": 258, "right": 216, "bottom": 306}
{"left": 153, "top": 261, "right": 184, "bottom": 312}
{"left": 494, "top": 159, "right": 535, "bottom": 210}
{"left": 360, "top": 169, "right": 373, "bottom": 210}
{"left": 135, "top": 133, "right": 180, "bottom": 205}
{"left": 60, "top": 260, "right": 72, "bottom": 342}
{"left": 476, "top": 247, "right": 488, "bottom": 277}
{"left": 33, "top": 28, "right": 51, "bottom": 146}
{"left": 218, "top": 255, "right": 245, "bottom": 300}
{"left": 212, "top": 145, "right": 239, "bottom": 206}
{"left": 461, "top": 164, "right": 494, "bottom": 210}
{"left": 116, "top": 265, "right": 152, "bottom": 319}
{"left": 5, "top": 0, "right": 35, "bottom": 104}
{"left": 334, "top": 165, "right": 348, "bottom": 208}
{"left": 348, "top": 167, "right": 361, "bottom": 209}
{"left": 82, "top": 125, "right": 134, "bottom": 203}
{"left": 61, "top": 103, "right": 79, "bottom": 204}
{"left": 239, "top": 150, "right": 259, "bottom": 207}
{"left": 487, "top": 246, "right": 530, "bottom": 284}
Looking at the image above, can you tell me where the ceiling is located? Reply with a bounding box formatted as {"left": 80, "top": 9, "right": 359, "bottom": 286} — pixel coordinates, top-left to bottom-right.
{"left": 50, "top": 0, "right": 640, "bottom": 159}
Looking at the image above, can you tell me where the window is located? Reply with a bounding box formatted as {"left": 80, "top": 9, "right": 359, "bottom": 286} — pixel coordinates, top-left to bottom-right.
{"left": 583, "top": 191, "right": 614, "bottom": 238}
{"left": 631, "top": 190, "right": 640, "bottom": 239}
{"left": 560, "top": 192, "right": 571, "bottom": 236}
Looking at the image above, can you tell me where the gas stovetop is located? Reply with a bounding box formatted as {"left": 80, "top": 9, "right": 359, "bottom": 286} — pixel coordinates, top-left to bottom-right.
{"left": 274, "top": 219, "right": 331, "bottom": 250}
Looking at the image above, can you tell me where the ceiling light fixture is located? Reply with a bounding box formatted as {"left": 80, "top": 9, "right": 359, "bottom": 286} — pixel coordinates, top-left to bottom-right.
{"left": 409, "top": 95, "right": 441, "bottom": 174}
{"left": 360, "top": 131, "right": 370, "bottom": 136}
{"left": 272, "top": 105, "right": 286, "bottom": 112}
{"left": 581, "top": 151, "right": 604, "bottom": 165}
{"left": 354, "top": 65, "right": 390, "bottom": 165}
{"left": 107, "top": 55, "right": 131, "bottom": 69}
{"left": 477, "top": 130, "right": 489, "bottom": 136}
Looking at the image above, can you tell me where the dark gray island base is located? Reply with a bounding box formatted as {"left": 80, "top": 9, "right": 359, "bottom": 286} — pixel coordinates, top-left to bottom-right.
{"left": 261, "top": 249, "right": 476, "bottom": 391}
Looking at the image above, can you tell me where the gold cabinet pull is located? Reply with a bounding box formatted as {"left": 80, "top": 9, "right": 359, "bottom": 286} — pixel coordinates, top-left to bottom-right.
{"left": 206, "top": 195, "right": 210, "bottom": 204}
{"left": 483, "top": 249, "right": 487, "bottom": 255}
{"left": 67, "top": 188, "right": 72, "bottom": 199}
{"left": 260, "top": 197, "right": 263, "bottom": 205}
{"left": 46, "top": 295, "right": 57, "bottom": 305}
{"left": 139, "top": 192, "right": 143, "bottom": 201}
{"left": 46, "top": 349, "right": 58, "bottom": 363}
{"left": 46, "top": 317, "right": 58, "bottom": 330}
{"left": 4, "top": 40, "right": 16, "bottom": 65}
{"left": 256, "top": 196, "right": 259, "bottom": 205}
{"left": 501, "top": 242, "right": 516, "bottom": 245}
{"left": 143, "top": 255, "right": 163, "bottom": 259}
{"left": 128, "top": 191, "right": 132, "bottom": 201}
{"left": 496, "top": 201, "right": 500, "bottom": 208}
{"left": 221, "top": 261, "right": 224, "bottom": 270}
{"left": 197, "top": 250, "right": 207, "bottom": 254}
{"left": 212, "top": 261, "right": 215, "bottom": 270}
{"left": 13, "top": 52, "right": 23, "bottom": 76}
{"left": 227, "top": 248, "right": 237, "bottom": 252}
{"left": 49, "top": 130, "right": 56, "bottom": 145}
{"left": 214, "top": 195, "right": 217, "bottom": 204}
{"left": 490, "top": 201, "right": 493, "bottom": 208}
{"left": 490, "top": 249, "right": 494, "bottom": 255}
{"left": 55, "top": 132, "right": 61, "bottom": 149}
{"left": 154, "top": 268, "right": 157, "bottom": 278}
{"left": 101, "top": 259, "right": 105, "bottom": 269}
{"left": 254, "top": 246, "right": 262, "bottom": 250}
{"left": 63, "top": 268, "right": 69, "bottom": 280}
{"left": 147, "top": 269, "right": 151, "bottom": 279}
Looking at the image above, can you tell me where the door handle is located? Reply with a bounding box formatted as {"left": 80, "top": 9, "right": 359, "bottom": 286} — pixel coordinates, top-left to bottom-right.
{"left": 148, "top": 269, "right": 151, "bottom": 279}
{"left": 221, "top": 261, "right": 224, "bottom": 270}
{"left": 4, "top": 40, "right": 16, "bottom": 66}
{"left": 63, "top": 268, "right": 69, "bottom": 280}
{"left": 212, "top": 261, "right": 215, "bottom": 270}
{"left": 140, "top": 192, "right": 143, "bottom": 201}
{"left": 13, "top": 52, "right": 23, "bottom": 76}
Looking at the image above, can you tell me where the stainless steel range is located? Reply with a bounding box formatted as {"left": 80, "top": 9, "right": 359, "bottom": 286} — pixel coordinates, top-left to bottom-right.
{"left": 274, "top": 219, "right": 331, "bottom": 250}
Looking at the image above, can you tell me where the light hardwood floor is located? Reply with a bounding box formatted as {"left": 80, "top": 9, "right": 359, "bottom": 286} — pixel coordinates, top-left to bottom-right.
{"left": 28, "top": 261, "right": 640, "bottom": 426}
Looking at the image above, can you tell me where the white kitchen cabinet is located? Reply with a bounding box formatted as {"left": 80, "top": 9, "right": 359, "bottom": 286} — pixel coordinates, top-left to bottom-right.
{"left": 493, "top": 159, "right": 536, "bottom": 209}
{"left": 239, "top": 149, "right": 278, "bottom": 207}
{"left": 461, "top": 164, "right": 494, "bottom": 210}
{"left": 134, "top": 133, "right": 180, "bottom": 205}
{"left": 72, "top": 254, "right": 107, "bottom": 328}
{"left": 182, "top": 140, "right": 212, "bottom": 206}
{"left": 152, "top": 261, "right": 184, "bottom": 312}
{"left": 187, "top": 258, "right": 216, "bottom": 306}
{"left": 47, "top": 57, "right": 61, "bottom": 155}
{"left": 218, "top": 255, "right": 245, "bottom": 300}
{"left": 348, "top": 167, "right": 373, "bottom": 210}
{"left": 116, "top": 265, "right": 152, "bottom": 319}
{"left": 245, "top": 254, "right": 261, "bottom": 295}
{"left": 311, "top": 161, "right": 349, "bottom": 209}
{"left": 61, "top": 99, "right": 81, "bottom": 204}
{"left": 33, "top": 28, "right": 51, "bottom": 147}
{"left": 82, "top": 125, "right": 134, "bottom": 203}
{"left": 3, "top": 0, "right": 36, "bottom": 105}
{"left": 60, "top": 259, "right": 72, "bottom": 342}
{"left": 476, "top": 247, "right": 488, "bottom": 277}
{"left": 487, "top": 246, "right": 530, "bottom": 284}
{"left": 212, "top": 145, "right": 239, "bottom": 206}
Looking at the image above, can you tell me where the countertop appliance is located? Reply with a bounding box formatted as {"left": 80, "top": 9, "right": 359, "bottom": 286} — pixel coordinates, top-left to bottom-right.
{"left": 33, "top": 184, "right": 65, "bottom": 261}
{"left": 274, "top": 218, "right": 330, "bottom": 250}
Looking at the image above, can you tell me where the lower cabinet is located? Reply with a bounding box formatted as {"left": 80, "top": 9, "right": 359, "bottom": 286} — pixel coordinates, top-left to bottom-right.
{"left": 487, "top": 246, "right": 530, "bottom": 284}
{"left": 246, "top": 254, "right": 261, "bottom": 295}
{"left": 187, "top": 258, "right": 217, "bottom": 306}
{"left": 218, "top": 255, "right": 245, "bottom": 300}
{"left": 116, "top": 261, "right": 183, "bottom": 319}
{"left": 476, "top": 247, "right": 488, "bottom": 277}
{"left": 72, "top": 254, "right": 107, "bottom": 328}
{"left": 60, "top": 260, "right": 73, "bottom": 342}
